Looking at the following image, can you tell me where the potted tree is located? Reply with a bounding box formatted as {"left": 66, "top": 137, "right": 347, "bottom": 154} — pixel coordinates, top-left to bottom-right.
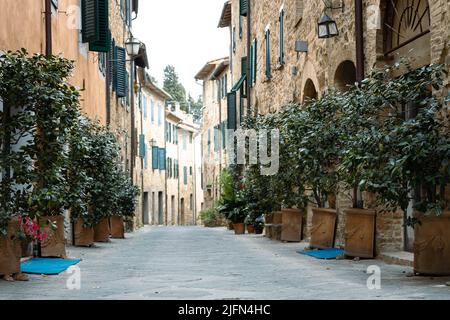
{"left": 111, "top": 170, "right": 140, "bottom": 239}
{"left": 361, "top": 63, "right": 450, "bottom": 275}
{"left": 275, "top": 104, "right": 309, "bottom": 242}
{"left": 296, "top": 93, "right": 343, "bottom": 249}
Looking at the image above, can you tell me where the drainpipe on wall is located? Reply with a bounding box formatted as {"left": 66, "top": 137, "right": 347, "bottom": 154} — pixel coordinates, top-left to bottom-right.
{"left": 246, "top": 0, "right": 251, "bottom": 115}
{"left": 45, "top": 0, "right": 52, "bottom": 56}
{"left": 353, "top": 0, "right": 365, "bottom": 209}
{"left": 355, "top": 0, "right": 365, "bottom": 83}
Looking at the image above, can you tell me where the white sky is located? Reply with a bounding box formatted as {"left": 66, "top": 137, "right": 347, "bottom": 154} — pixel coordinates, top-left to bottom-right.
{"left": 133, "top": 0, "right": 229, "bottom": 99}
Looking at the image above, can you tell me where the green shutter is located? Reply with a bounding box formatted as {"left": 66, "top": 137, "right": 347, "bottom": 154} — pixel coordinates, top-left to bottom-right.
{"left": 152, "top": 146, "right": 159, "bottom": 170}
{"left": 184, "top": 167, "right": 188, "bottom": 185}
{"left": 139, "top": 134, "right": 145, "bottom": 158}
{"left": 159, "top": 148, "right": 166, "bottom": 170}
{"left": 265, "top": 30, "right": 271, "bottom": 79}
{"left": 88, "top": 0, "right": 110, "bottom": 52}
{"left": 81, "top": 0, "right": 98, "bottom": 43}
{"left": 241, "top": 56, "right": 248, "bottom": 76}
{"left": 227, "top": 92, "right": 237, "bottom": 130}
{"left": 240, "top": 0, "right": 248, "bottom": 16}
{"left": 115, "top": 46, "right": 127, "bottom": 97}
{"left": 108, "top": 38, "right": 115, "bottom": 87}
{"left": 279, "top": 10, "right": 285, "bottom": 65}
{"left": 221, "top": 121, "right": 226, "bottom": 149}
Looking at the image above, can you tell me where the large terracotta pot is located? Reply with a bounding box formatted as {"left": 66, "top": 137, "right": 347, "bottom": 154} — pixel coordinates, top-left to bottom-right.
{"left": 344, "top": 208, "right": 376, "bottom": 258}
{"left": 0, "top": 218, "right": 22, "bottom": 276}
{"left": 246, "top": 224, "right": 255, "bottom": 234}
{"left": 110, "top": 216, "right": 125, "bottom": 239}
{"left": 414, "top": 211, "right": 450, "bottom": 276}
{"left": 281, "top": 208, "right": 303, "bottom": 242}
{"left": 94, "top": 218, "right": 110, "bottom": 242}
{"left": 39, "top": 216, "right": 67, "bottom": 258}
{"left": 310, "top": 208, "right": 337, "bottom": 249}
{"left": 73, "top": 218, "right": 94, "bottom": 247}
{"left": 233, "top": 223, "right": 245, "bottom": 235}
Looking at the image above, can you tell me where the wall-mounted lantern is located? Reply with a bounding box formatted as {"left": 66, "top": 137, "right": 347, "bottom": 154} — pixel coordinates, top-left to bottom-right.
{"left": 318, "top": 0, "right": 344, "bottom": 39}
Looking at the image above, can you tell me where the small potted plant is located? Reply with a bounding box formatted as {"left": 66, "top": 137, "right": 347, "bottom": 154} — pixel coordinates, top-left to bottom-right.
{"left": 228, "top": 207, "right": 247, "bottom": 235}
{"left": 253, "top": 215, "right": 265, "bottom": 235}
{"left": 245, "top": 214, "right": 255, "bottom": 234}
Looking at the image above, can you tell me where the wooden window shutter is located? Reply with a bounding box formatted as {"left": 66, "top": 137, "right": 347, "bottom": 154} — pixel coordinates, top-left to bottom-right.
{"left": 279, "top": 10, "right": 285, "bottom": 65}
{"left": 109, "top": 38, "right": 115, "bottom": 88}
{"left": 227, "top": 92, "right": 237, "bottom": 130}
{"left": 81, "top": 0, "right": 98, "bottom": 43}
{"left": 152, "top": 146, "right": 159, "bottom": 170}
{"left": 88, "top": 0, "right": 110, "bottom": 52}
{"left": 115, "top": 46, "right": 127, "bottom": 97}
{"left": 158, "top": 148, "right": 166, "bottom": 170}
{"left": 241, "top": 56, "right": 248, "bottom": 76}
{"left": 265, "top": 30, "right": 271, "bottom": 79}
{"left": 240, "top": 0, "right": 248, "bottom": 16}
{"left": 139, "top": 134, "right": 146, "bottom": 158}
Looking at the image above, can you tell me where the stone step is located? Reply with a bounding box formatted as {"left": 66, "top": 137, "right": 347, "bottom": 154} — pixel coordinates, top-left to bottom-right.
{"left": 379, "top": 251, "right": 413, "bottom": 267}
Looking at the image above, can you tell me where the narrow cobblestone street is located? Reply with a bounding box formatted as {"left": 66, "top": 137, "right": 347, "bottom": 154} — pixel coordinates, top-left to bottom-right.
{"left": 1, "top": 227, "right": 449, "bottom": 300}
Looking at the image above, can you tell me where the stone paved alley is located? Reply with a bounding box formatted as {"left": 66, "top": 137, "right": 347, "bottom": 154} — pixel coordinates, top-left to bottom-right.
{"left": 1, "top": 226, "right": 449, "bottom": 300}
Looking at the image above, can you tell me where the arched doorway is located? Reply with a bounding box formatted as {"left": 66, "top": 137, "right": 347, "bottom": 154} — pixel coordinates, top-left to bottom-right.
{"left": 303, "top": 79, "right": 318, "bottom": 102}
{"left": 334, "top": 60, "right": 356, "bottom": 92}
{"left": 383, "top": 0, "right": 430, "bottom": 70}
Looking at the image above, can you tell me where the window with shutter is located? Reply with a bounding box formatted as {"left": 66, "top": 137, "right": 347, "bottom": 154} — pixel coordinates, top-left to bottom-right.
{"left": 239, "top": 15, "right": 243, "bottom": 39}
{"left": 139, "top": 134, "right": 146, "bottom": 158}
{"left": 115, "top": 46, "right": 127, "bottom": 97}
{"left": 81, "top": 0, "right": 98, "bottom": 43}
{"left": 233, "top": 27, "right": 236, "bottom": 53}
{"left": 250, "top": 39, "right": 257, "bottom": 86}
{"left": 183, "top": 167, "right": 188, "bottom": 185}
{"left": 152, "top": 146, "right": 159, "bottom": 170}
{"left": 279, "top": 9, "right": 285, "bottom": 65}
{"left": 265, "top": 29, "right": 272, "bottom": 80}
{"left": 158, "top": 148, "right": 166, "bottom": 170}
{"left": 151, "top": 100, "right": 155, "bottom": 123}
{"left": 240, "top": 0, "right": 248, "bottom": 16}
{"left": 109, "top": 38, "right": 115, "bottom": 88}
{"left": 88, "top": 0, "right": 110, "bottom": 52}
{"left": 227, "top": 92, "right": 237, "bottom": 130}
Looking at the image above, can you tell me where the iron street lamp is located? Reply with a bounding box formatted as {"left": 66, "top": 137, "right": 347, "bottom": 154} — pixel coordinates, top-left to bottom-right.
{"left": 318, "top": 14, "right": 339, "bottom": 38}
{"left": 125, "top": 37, "right": 141, "bottom": 57}
{"left": 317, "top": 0, "right": 344, "bottom": 39}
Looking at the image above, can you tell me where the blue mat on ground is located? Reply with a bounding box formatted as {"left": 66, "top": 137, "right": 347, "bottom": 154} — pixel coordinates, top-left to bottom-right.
{"left": 298, "top": 248, "right": 344, "bottom": 260}
{"left": 21, "top": 258, "right": 81, "bottom": 275}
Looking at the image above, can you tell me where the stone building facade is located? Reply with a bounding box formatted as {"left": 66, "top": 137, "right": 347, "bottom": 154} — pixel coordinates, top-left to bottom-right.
{"left": 216, "top": 0, "right": 449, "bottom": 255}
{"left": 196, "top": 57, "right": 231, "bottom": 210}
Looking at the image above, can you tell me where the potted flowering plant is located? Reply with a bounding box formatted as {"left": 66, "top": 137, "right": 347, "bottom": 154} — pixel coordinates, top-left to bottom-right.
{"left": 17, "top": 216, "right": 50, "bottom": 257}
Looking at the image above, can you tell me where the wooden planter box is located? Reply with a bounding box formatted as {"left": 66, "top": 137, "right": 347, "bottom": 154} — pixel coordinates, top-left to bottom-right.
{"left": 344, "top": 208, "right": 376, "bottom": 258}
{"left": 73, "top": 218, "right": 94, "bottom": 247}
{"left": 0, "top": 218, "right": 21, "bottom": 276}
{"left": 110, "top": 216, "right": 125, "bottom": 239}
{"left": 281, "top": 208, "right": 303, "bottom": 242}
{"left": 264, "top": 213, "right": 274, "bottom": 238}
{"left": 94, "top": 218, "right": 111, "bottom": 242}
{"left": 310, "top": 208, "right": 337, "bottom": 249}
{"left": 39, "top": 216, "right": 67, "bottom": 258}
{"left": 265, "top": 212, "right": 283, "bottom": 240}
{"left": 414, "top": 211, "right": 450, "bottom": 276}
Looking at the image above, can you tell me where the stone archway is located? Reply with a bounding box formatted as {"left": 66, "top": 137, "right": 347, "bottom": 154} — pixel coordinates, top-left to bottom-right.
{"left": 303, "top": 79, "right": 318, "bottom": 102}
{"left": 334, "top": 60, "right": 357, "bottom": 92}
{"left": 300, "top": 60, "right": 321, "bottom": 102}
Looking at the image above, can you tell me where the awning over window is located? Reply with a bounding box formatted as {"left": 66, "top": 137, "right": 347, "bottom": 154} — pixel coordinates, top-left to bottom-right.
{"left": 231, "top": 74, "right": 246, "bottom": 92}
